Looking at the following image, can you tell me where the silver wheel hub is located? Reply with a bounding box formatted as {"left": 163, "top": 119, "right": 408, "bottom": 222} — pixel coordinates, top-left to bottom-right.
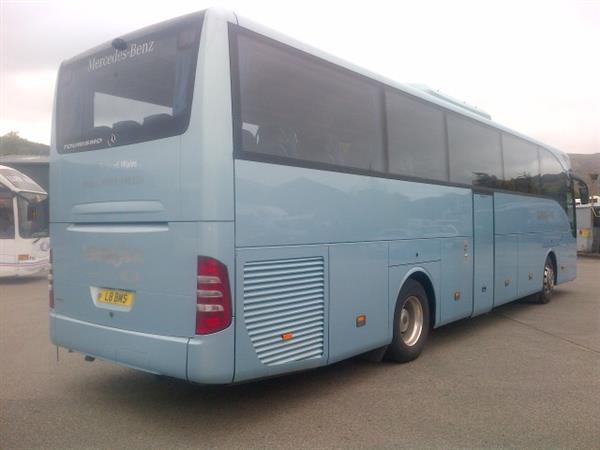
{"left": 544, "top": 265, "right": 554, "bottom": 295}
{"left": 399, "top": 296, "right": 424, "bottom": 347}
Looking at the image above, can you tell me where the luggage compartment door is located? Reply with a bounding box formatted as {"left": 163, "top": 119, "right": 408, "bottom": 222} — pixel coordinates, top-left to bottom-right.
{"left": 472, "top": 192, "right": 494, "bottom": 316}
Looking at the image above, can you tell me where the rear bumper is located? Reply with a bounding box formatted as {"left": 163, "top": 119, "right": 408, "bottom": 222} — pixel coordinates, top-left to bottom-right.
{"left": 0, "top": 261, "right": 48, "bottom": 277}
{"left": 50, "top": 312, "right": 234, "bottom": 384}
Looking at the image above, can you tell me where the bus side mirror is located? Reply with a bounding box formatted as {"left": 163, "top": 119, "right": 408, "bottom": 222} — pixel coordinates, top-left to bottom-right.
{"left": 27, "top": 204, "right": 37, "bottom": 221}
{"left": 577, "top": 180, "right": 590, "bottom": 205}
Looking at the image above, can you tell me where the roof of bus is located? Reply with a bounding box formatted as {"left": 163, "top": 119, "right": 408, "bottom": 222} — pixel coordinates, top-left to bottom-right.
{"left": 222, "top": 8, "right": 571, "bottom": 171}
{"left": 0, "top": 164, "right": 47, "bottom": 194}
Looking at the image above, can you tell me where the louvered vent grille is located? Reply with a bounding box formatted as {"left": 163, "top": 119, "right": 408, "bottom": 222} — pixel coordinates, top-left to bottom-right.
{"left": 243, "top": 256, "right": 325, "bottom": 366}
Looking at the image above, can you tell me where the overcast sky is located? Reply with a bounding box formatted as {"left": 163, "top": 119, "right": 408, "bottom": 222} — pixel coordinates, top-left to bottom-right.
{"left": 1, "top": 0, "right": 599, "bottom": 154}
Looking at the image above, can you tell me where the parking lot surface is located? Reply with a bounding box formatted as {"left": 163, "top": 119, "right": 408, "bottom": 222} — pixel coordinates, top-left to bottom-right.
{"left": 1, "top": 258, "right": 599, "bottom": 449}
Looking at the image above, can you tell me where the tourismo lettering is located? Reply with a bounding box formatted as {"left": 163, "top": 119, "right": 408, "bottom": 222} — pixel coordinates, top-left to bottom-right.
{"left": 63, "top": 138, "right": 103, "bottom": 151}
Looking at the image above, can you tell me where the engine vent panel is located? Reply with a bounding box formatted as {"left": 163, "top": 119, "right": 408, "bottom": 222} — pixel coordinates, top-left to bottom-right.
{"left": 243, "top": 256, "right": 326, "bottom": 366}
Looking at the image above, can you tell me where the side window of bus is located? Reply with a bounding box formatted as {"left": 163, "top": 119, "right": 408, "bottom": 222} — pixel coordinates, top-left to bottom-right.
{"left": 447, "top": 114, "right": 503, "bottom": 188}
{"left": 502, "top": 134, "right": 541, "bottom": 194}
{"left": 0, "top": 190, "right": 15, "bottom": 239}
{"left": 235, "top": 32, "right": 385, "bottom": 172}
{"left": 540, "top": 149, "right": 568, "bottom": 208}
{"left": 386, "top": 90, "right": 448, "bottom": 181}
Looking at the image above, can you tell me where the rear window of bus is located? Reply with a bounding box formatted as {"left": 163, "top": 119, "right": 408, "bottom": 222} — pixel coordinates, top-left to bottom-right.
{"left": 56, "top": 13, "right": 203, "bottom": 153}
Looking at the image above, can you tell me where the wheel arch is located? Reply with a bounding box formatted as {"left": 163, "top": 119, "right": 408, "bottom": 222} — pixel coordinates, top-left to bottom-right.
{"left": 395, "top": 267, "right": 438, "bottom": 329}
{"left": 545, "top": 250, "right": 558, "bottom": 284}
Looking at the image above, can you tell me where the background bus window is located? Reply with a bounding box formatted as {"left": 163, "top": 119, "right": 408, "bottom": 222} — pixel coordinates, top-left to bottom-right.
{"left": 0, "top": 192, "right": 15, "bottom": 239}
{"left": 386, "top": 90, "right": 448, "bottom": 181}
{"left": 447, "top": 114, "right": 503, "bottom": 187}
{"left": 235, "top": 32, "right": 385, "bottom": 172}
{"left": 502, "top": 134, "right": 541, "bottom": 194}
{"left": 16, "top": 193, "right": 49, "bottom": 239}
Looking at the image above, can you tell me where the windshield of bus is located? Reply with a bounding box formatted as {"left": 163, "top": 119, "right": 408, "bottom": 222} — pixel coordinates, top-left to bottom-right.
{"left": 16, "top": 192, "right": 49, "bottom": 239}
{"left": 56, "top": 12, "right": 203, "bottom": 153}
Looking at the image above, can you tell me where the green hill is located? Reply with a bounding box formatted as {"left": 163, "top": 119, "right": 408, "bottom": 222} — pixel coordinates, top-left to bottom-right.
{"left": 0, "top": 132, "right": 49, "bottom": 157}
{"left": 569, "top": 153, "right": 600, "bottom": 196}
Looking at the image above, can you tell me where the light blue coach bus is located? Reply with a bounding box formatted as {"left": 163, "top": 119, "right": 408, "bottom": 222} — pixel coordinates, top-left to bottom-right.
{"left": 50, "top": 8, "right": 587, "bottom": 383}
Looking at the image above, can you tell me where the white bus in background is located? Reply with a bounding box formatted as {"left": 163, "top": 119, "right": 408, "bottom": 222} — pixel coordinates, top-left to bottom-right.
{"left": 0, "top": 165, "right": 50, "bottom": 277}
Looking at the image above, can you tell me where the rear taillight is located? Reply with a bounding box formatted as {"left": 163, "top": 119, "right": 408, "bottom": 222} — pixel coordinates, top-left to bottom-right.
{"left": 48, "top": 248, "right": 54, "bottom": 309}
{"left": 196, "top": 256, "right": 232, "bottom": 334}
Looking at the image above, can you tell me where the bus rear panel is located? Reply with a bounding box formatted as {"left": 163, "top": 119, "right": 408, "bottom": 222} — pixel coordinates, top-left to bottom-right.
{"left": 50, "top": 10, "right": 237, "bottom": 383}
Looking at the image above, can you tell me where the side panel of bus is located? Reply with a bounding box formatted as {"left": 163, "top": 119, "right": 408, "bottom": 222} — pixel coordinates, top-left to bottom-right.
{"left": 494, "top": 193, "right": 576, "bottom": 306}
{"left": 233, "top": 160, "right": 473, "bottom": 381}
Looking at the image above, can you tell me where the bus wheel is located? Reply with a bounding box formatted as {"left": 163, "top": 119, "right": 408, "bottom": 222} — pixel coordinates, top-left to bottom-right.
{"left": 386, "top": 279, "right": 430, "bottom": 363}
{"left": 536, "top": 257, "right": 555, "bottom": 304}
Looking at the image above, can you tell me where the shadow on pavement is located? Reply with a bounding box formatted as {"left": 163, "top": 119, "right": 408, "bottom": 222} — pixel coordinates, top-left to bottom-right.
{"left": 61, "top": 287, "right": 572, "bottom": 422}
{"left": 33, "top": 283, "right": 578, "bottom": 450}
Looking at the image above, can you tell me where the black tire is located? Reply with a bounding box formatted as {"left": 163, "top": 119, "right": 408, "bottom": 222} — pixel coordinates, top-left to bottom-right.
{"left": 535, "top": 257, "right": 556, "bottom": 304}
{"left": 386, "top": 279, "right": 430, "bottom": 363}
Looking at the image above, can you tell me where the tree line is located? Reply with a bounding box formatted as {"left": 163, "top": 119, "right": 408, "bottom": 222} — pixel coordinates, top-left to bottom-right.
{"left": 0, "top": 132, "right": 49, "bottom": 157}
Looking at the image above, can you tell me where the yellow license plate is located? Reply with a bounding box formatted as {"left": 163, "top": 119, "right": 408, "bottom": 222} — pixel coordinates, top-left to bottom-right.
{"left": 97, "top": 288, "right": 135, "bottom": 307}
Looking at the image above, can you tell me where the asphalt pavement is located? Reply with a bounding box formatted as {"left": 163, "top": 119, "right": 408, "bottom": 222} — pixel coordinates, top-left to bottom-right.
{"left": 1, "top": 258, "right": 599, "bottom": 449}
